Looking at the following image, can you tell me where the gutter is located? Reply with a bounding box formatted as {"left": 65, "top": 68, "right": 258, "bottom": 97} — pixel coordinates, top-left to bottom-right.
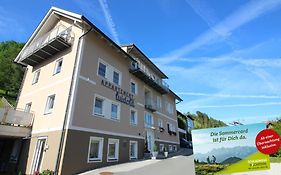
{"left": 54, "top": 25, "right": 93, "bottom": 175}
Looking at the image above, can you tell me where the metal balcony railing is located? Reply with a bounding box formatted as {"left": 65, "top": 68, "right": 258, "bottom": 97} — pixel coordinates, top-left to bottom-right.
{"left": 19, "top": 24, "right": 74, "bottom": 66}
{"left": 145, "top": 98, "right": 157, "bottom": 112}
{"left": 0, "top": 107, "right": 34, "bottom": 127}
{"left": 129, "top": 61, "right": 169, "bottom": 94}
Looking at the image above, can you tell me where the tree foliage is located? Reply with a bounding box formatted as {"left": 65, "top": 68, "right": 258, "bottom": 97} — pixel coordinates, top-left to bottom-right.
{"left": 0, "top": 41, "right": 24, "bottom": 96}
{"left": 189, "top": 111, "right": 227, "bottom": 129}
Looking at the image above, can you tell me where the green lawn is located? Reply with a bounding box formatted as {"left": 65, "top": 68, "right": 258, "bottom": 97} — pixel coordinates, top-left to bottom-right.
{"left": 270, "top": 157, "right": 281, "bottom": 163}
{"left": 0, "top": 99, "right": 4, "bottom": 108}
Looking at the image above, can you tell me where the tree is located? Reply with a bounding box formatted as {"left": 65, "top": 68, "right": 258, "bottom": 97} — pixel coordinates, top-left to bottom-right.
{"left": 0, "top": 41, "right": 24, "bottom": 96}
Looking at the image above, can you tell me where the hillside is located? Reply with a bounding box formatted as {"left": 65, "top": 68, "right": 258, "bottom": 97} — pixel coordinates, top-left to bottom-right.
{"left": 194, "top": 146, "right": 257, "bottom": 163}
{"left": 221, "top": 157, "right": 242, "bottom": 165}
{"left": 0, "top": 41, "right": 25, "bottom": 105}
{"left": 187, "top": 111, "right": 227, "bottom": 129}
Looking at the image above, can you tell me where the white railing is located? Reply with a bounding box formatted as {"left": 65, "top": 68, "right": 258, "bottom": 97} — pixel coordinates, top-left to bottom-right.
{"left": 131, "top": 61, "right": 169, "bottom": 91}
{"left": 19, "top": 24, "right": 74, "bottom": 61}
{"left": 0, "top": 107, "right": 33, "bottom": 127}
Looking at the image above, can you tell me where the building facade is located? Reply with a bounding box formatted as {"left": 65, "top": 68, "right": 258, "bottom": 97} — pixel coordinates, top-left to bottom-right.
{"left": 13, "top": 7, "right": 182, "bottom": 175}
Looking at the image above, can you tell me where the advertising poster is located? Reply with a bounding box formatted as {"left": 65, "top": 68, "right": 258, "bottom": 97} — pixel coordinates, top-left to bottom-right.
{"left": 192, "top": 123, "right": 273, "bottom": 175}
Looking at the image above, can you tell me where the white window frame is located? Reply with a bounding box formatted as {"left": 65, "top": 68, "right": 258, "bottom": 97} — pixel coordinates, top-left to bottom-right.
{"left": 159, "top": 144, "right": 164, "bottom": 152}
{"left": 97, "top": 58, "right": 122, "bottom": 86}
{"left": 97, "top": 60, "right": 107, "bottom": 78}
{"left": 173, "top": 145, "right": 177, "bottom": 152}
{"left": 88, "top": 137, "right": 104, "bottom": 163}
{"left": 110, "top": 102, "right": 120, "bottom": 120}
{"left": 32, "top": 69, "right": 40, "bottom": 84}
{"left": 93, "top": 96, "right": 104, "bottom": 116}
{"left": 130, "top": 108, "right": 138, "bottom": 125}
{"left": 129, "top": 141, "right": 138, "bottom": 160}
{"left": 112, "top": 70, "right": 121, "bottom": 85}
{"left": 24, "top": 102, "right": 32, "bottom": 113}
{"left": 158, "top": 118, "right": 163, "bottom": 128}
{"left": 130, "top": 80, "right": 138, "bottom": 95}
{"left": 156, "top": 96, "right": 162, "bottom": 109}
{"left": 168, "top": 145, "right": 172, "bottom": 152}
{"left": 53, "top": 58, "right": 63, "bottom": 75}
{"left": 107, "top": 138, "right": 119, "bottom": 162}
{"left": 44, "top": 94, "right": 55, "bottom": 114}
{"left": 144, "top": 112, "right": 153, "bottom": 127}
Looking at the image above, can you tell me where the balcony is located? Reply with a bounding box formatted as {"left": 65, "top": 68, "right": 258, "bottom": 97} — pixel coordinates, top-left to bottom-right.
{"left": 18, "top": 25, "right": 74, "bottom": 66}
{"left": 129, "top": 62, "right": 169, "bottom": 94}
{"left": 0, "top": 108, "right": 34, "bottom": 137}
{"left": 145, "top": 98, "right": 157, "bottom": 112}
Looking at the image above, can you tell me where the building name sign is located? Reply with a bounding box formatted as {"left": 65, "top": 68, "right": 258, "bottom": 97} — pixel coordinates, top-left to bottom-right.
{"left": 101, "top": 79, "right": 135, "bottom": 107}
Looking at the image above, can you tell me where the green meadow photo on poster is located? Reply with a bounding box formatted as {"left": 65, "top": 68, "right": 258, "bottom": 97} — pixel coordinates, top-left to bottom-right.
{"left": 192, "top": 123, "right": 270, "bottom": 175}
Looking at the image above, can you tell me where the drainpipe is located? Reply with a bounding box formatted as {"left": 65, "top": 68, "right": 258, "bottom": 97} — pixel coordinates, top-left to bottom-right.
{"left": 54, "top": 25, "right": 92, "bottom": 175}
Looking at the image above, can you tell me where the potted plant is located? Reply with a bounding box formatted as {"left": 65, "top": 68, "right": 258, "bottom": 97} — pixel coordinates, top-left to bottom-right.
{"left": 164, "top": 146, "right": 168, "bottom": 158}
{"left": 151, "top": 144, "right": 158, "bottom": 159}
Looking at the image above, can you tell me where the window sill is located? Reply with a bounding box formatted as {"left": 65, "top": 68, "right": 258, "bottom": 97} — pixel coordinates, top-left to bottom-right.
{"left": 107, "top": 158, "right": 118, "bottom": 162}
{"left": 130, "top": 123, "right": 137, "bottom": 126}
{"left": 44, "top": 111, "right": 53, "bottom": 115}
{"left": 93, "top": 113, "right": 105, "bottom": 117}
{"left": 88, "top": 159, "right": 102, "bottom": 163}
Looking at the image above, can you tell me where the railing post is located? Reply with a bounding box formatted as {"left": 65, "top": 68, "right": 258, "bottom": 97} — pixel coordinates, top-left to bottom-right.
{"left": 2, "top": 107, "right": 9, "bottom": 124}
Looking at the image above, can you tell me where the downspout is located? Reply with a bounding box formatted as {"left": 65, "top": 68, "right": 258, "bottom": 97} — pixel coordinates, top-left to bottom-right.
{"left": 54, "top": 25, "right": 92, "bottom": 175}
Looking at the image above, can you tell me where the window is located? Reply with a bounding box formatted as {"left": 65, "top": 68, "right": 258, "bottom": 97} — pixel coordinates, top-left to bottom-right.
{"left": 168, "top": 123, "right": 176, "bottom": 132}
{"left": 32, "top": 70, "right": 40, "bottom": 84}
{"left": 159, "top": 144, "right": 164, "bottom": 152}
{"left": 173, "top": 145, "right": 177, "bottom": 152}
{"left": 113, "top": 71, "right": 120, "bottom": 85}
{"left": 44, "top": 95, "right": 55, "bottom": 114}
{"left": 156, "top": 96, "right": 162, "bottom": 109}
{"left": 130, "top": 81, "right": 137, "bottom": 94}
{"left": 144, "top": 113, "right": 153, "bottom": 126}
{"left": 129, "top": 141, "right": 138, "bottom": 159}
{"left": 107, "top": 139, "right": 119, "bottom": 161}
{"left": 94, "top": 97, "right": 104, "bottom": 116}
{"left": 130, "top": 109, "right": 137, "bottom": 125}
{"left": 88, "top": 137, "right": 104, "bottom": 162}
{"left": 168, "top": 145, "right": 172, "bottom": 152}
{"left": 24, "top": 102, "right": 32, "bottom": 113}
{"left": 98, "top": 62, "right": 106, "bottom": 77}
{"left": 158, "top": 119, "right": 163, "bottom": 128}
{"left": 53, "top": 59, "right": 63, "bottom": 75}
{"left": 166, "top": 102, "right": 174, "bottom": 114}
{"left": 111, "top": 103, "right": 118, "bottom": 120}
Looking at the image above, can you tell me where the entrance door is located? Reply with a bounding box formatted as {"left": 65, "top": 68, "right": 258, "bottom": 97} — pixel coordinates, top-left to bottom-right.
{"left": 146, "top": 129, "right": 155, "bottom": 152}
{"left": 31, "top": 138, "right": 46, "bottom": 173}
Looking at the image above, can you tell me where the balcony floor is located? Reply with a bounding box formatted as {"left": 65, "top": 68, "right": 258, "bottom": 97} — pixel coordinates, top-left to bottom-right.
{"left": 21, "top": 36, "right": 71, "bottom": 66}
{"left": 0, "top": 124, "right": 31, "bottom": 138}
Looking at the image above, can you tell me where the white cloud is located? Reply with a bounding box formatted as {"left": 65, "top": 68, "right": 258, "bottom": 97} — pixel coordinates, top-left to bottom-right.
{"left": 155, "top": 0, "right": 281, "bottom": 64}
{"left": 98, "top": 0, "right": 120, "bottom": 44}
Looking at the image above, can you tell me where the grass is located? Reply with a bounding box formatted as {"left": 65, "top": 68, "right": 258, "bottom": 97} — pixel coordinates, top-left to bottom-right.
{"left": 0, "top": 88, "right": 17, "bottom": 107}
{"left": 0, "top": 99, "right": 4, "bottom": 108}
{"left": 270, "top": 157, "right": 281, "bottom": 163}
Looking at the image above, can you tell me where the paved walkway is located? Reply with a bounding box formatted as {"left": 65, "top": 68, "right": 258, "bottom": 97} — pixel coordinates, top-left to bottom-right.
{"left": 80, "top": 156, "right": 280, "bottom": 175}
{"left": 80, "top": 156, "right": 195, "bottom": 175}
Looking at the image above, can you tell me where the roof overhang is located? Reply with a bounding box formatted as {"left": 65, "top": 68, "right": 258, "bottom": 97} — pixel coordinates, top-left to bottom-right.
{"left": 121, "top": 44, "right": 168, "bottom": 79}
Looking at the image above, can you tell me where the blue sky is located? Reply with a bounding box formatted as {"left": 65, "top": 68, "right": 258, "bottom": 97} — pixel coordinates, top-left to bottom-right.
{"left": 1, "top": 0, "right": 281, "bottom": 124}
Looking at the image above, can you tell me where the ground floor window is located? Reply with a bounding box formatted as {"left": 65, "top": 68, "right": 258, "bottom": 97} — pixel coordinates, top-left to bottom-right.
{"left": 173, "top": 145, "right": 177, "bottom": 152}
{"left": 129, "top": 141, "right": 138, "bottom": 159}
{"left": 168, "top": 145, "right": 172, "bottom": 152}
{"left": 88, "top": 137, "right": 104, "bottom": 162}
{"left": 107, "top": 139, "right": 119, "bottom": 162}
{"left": 159, "top": 144, "right": 164, "bottom": 152}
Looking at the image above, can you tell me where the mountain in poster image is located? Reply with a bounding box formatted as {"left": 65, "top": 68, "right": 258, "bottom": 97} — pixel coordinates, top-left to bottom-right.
{"left": 194, "top": 146, "right": 257, "bottom": 163}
